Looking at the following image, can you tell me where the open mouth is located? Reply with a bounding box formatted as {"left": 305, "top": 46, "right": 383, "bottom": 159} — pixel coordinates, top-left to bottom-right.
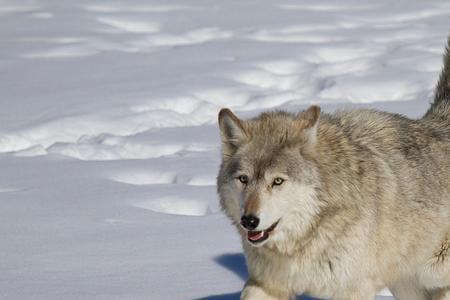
{"left": 246, "top": 220, "right": 280, "bottom": 244}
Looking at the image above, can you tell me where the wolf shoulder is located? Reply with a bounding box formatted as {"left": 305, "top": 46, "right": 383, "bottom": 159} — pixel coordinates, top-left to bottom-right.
{"left": 325, "top": 108, "right": 450, "bottom": 154}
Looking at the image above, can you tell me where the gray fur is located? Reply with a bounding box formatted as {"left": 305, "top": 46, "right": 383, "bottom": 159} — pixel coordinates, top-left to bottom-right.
{"left": 217, "top": 35, "right": 450, "bottom": 300}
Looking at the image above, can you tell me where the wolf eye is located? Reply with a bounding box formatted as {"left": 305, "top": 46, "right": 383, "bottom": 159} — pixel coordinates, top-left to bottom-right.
{"left": 272, "top": 177, "right": 284, "bottom": 186}
{"left": 238, "top": 175, "right": 248, "bottom": 184}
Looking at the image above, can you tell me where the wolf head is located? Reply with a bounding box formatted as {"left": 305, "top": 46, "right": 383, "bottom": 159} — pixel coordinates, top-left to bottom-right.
{"left": 217, "top": 106, "right": 323, "bottom": 248}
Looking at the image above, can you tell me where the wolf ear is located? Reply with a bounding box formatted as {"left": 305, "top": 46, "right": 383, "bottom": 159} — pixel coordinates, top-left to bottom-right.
{"left": 294, "top": 105, "right": 320, "bottom": 150}
{"left": 218, "top": 108, "right": 247, "bottom": 158}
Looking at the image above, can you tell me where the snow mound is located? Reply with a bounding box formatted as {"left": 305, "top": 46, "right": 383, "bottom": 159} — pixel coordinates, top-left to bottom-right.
{"left": 110, "top": 170, "right": 177, "bottom": 185}
{"left": 186, "top": 176, "right": 217, "bottom": 187}
{"left": 134, "top": 196, "right": 210, "bottom": 216}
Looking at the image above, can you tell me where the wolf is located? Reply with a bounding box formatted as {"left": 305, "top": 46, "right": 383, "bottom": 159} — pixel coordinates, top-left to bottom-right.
{"left": 217, "top": 35, "right": 450, "bottom": 300}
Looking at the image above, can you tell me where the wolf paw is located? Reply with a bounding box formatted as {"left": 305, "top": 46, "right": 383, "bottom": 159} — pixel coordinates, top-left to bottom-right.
{"left": 240, "top": 283, "right": 288, "bottom": 300}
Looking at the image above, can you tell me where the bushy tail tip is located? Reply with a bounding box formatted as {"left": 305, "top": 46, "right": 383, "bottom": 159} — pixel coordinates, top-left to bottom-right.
{"left": 424, "top": 35, "right": 450, "bottom": 120}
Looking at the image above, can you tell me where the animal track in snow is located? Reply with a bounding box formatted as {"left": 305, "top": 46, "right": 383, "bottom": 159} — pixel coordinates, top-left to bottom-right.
{"left": 110, "top": 170, "right": 177, "bottom": 185}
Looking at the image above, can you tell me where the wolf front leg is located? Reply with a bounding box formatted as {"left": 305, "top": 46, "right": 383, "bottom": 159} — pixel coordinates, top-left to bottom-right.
{"left": 433, "top": 287, "right": 450, "bottom": 300}
{"left": 332, "top": 292, "right": 376, "bottom": 300}
{"left": 240, "top": 280, "right": 290, "bottom": 300}
{"left": 332, "top": 285, "right": 377, "bottom": 300}
{"left": 389, "top": 278, "right": 430, "bottom": 300}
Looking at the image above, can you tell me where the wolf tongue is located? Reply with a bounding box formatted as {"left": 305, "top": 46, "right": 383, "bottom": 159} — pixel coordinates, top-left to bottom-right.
{"left": 248, "top": 231, "right": 264, "bottom": 241}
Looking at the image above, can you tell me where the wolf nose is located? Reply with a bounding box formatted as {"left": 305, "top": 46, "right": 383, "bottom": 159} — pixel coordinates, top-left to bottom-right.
{"left": 241, "top": 215, "right": 259, "bottom": 230}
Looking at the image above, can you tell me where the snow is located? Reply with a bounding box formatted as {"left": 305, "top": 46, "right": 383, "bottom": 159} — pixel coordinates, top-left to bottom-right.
{"left": 1, "top": 0, "right": 449, "bottom": 299}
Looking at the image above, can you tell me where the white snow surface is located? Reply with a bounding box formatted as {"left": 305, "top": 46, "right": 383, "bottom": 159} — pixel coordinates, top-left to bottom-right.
{"left": 1, "top": 0, "right": 449, "bottom": 299}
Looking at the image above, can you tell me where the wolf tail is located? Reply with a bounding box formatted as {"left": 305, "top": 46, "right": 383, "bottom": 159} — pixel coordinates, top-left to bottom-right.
{"left": 424, "top": 35, "right": 450, "bottom": 120}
